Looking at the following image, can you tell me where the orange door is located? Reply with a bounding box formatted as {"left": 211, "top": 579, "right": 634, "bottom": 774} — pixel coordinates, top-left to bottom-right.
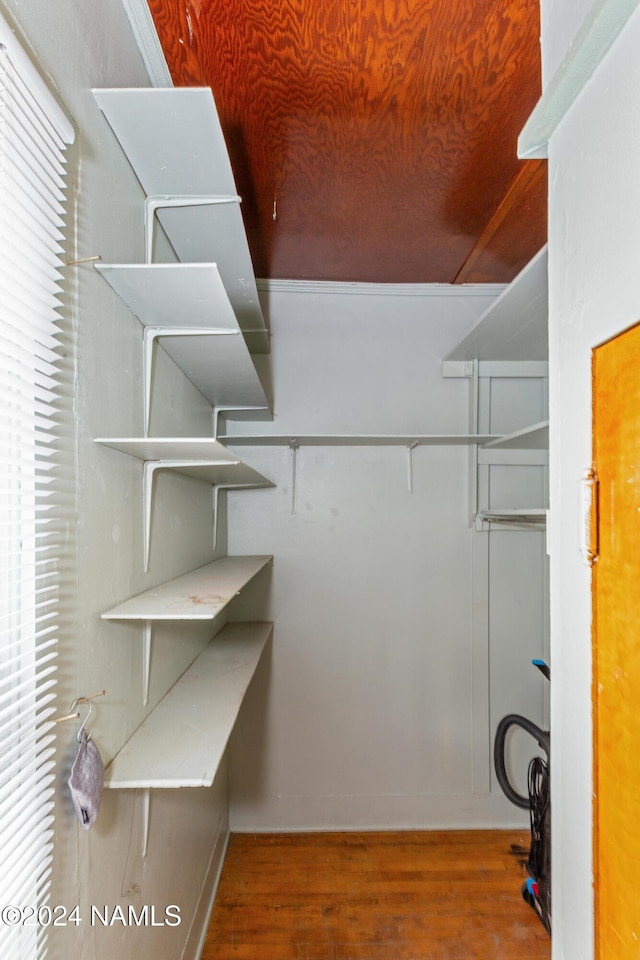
{"left": 592, "top": 321, "right": 640, "bottom": 957}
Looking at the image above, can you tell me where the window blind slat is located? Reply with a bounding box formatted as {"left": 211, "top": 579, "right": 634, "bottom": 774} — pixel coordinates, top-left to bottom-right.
{"left": 0, "top": 27, "right": 72, "bottom": 960}
{"left": 3, "top": 113, "right": 67, "bottom": 191}
{"left": 0, "top": 246, "right": 65, "bottom": 290}
{"left": 1, "top": 712, "right": 55, "bottom": 761}
{"left": 0, "top": 744, "right": 56, "bottom": 803}
{"left": 2, "top": 275, "right": 67, "bottom": 321}
{"left": 2, "top": 146, "right": 66, "bottom": 220}
{"left": 3, "top": 818, "right": 55, "bottom": 888}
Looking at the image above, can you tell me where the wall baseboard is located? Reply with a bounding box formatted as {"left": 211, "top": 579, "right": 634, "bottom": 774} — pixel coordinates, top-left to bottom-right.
{"left": 230, "top": 793, "right": 528, "bottom": 833}
{"left": 180, "top": 814, "right": 230, "bottom": 960}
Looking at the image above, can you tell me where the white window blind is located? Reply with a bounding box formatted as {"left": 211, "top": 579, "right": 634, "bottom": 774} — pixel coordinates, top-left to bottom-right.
{"left": 0, "top": 15, "right": 74, "bottom": 960}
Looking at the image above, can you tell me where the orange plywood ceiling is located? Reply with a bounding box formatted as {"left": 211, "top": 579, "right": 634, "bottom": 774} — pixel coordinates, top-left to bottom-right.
{"left": 148, "top": 0, "right": 545, "bottom": 284}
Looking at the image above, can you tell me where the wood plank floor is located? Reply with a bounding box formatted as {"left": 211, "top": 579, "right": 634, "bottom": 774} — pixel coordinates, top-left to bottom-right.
{"left": 202, "top": 830, "right": 551, "bottom": 960}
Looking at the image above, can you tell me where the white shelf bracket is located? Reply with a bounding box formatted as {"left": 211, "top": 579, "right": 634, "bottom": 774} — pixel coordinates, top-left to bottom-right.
{"left": 143, "top": 459, "right": 238, "bottom": 571}
{"left": 406, "top": 442, "right": 419, "bottom": 493}
{"left": 142, "top": 460, "right": 156, "bottom": 573}
{"left": 142, "top": 620, "right": 152, "bottom": 707}
{"left": 213, "top": 404, "right": 270, "bottom": 440}
{"left": 141, "top": 787, "right": 150, "bottom": 859}
{"left": 212, "top": 484, "right": 222, "bottom": 552}
{"left": 289, "top": 441, "right": 299, "bottom": 515}
{"left": 144, "top": 194, "right": 241, "bottom": 263}
{"left": 212, "top": 482, "right": 267, "bottom": 551}
{"left": 143, "top": 327, "right": 239, "bottom": 436}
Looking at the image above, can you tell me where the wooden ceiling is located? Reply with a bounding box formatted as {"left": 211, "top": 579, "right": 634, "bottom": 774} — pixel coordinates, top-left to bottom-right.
{"left": 148, "top": 0, "right": 545, "bottom": 284}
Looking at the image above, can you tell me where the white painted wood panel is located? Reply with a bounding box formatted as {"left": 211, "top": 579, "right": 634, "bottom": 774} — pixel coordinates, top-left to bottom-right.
{"left": 102, "top": 556, "right": 272, "bottom": 620}
{"left": 105, "top": 622, "right": 273, "bottom": 787}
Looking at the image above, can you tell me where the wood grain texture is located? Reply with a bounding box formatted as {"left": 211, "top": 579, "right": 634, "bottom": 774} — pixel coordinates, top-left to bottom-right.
{"left": 592, "top": 323, "right": 640, "bottom": 958}
{"left": 202, "top": 831, "right": 550, "bottom": 959}
{"left": 454, "top": 160, "right": 547, "bottom": 283}
{"left": 148, "top": 0, "right": 543, "bottom": 283}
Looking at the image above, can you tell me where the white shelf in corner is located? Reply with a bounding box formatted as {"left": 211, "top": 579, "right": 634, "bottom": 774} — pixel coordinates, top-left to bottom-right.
{"left": 94, "top": 437, "right": 271, "bottom": 487}
{"left": 95, "top": 263, "right": 271, "bottom": 422}
{"left": 104, "top": 621, "right": 273, "bottom": 788}
{"left": 102, "top": 555, "right": 272, "bottom": 621}
{"left": 92, "top": 87, "right": 269, "bottom": 353}
{"left": 482, "top": 421, "right": 549, "bottom": 450}
{"left": 445, "top": 246, "right": 548, "bottom": 362}
{"left": 95, "top": 439, "right": 273, "bottom": 569}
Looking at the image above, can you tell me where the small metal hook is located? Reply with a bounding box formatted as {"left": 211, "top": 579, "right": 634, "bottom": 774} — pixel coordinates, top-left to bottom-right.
{"left": 68, "top": 690, "right": 106, "bottom": 741}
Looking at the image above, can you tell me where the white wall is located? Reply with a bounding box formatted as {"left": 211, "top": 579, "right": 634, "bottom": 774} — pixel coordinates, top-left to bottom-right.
{"left": 542, "top": 4, "right": 640, "bottom": 958}
{"left": 0, "top": 3, "right": 232, "bottom": 957}
{"left": 226, "top": 282, "right": 547, "bottom": 831}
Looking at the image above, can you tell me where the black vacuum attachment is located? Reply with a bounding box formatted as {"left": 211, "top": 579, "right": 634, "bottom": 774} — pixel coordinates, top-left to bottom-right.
{"left": 494, "top": 660, "right": 551, "bottom": 934}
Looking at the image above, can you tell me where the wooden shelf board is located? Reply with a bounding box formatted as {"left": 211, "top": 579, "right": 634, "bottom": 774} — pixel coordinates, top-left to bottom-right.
{"left": 92, "top": 87, "right": 237, "bottom": 196}
{"left": 156, "top": 204, "right": 268, "bottom": 352}
{"left": 95, "top": 263, "right": 271, "bottom": 413}
{"left": 105, "top": 621, "right": 272, "bottom": 788}
{"left": 445, "top": 246, "right": 548, "bottom": 362}
{"left": 94, "top": 437, "right": 272, "bottom": 486}
{"left": 96, "top": 262, "right": 239, "bottom": 329}
{"left": 92, "top": 87, "right": 268, "bottom": 353}
{"left": 102, "top": 555, "right": 273, "bottom": 621}
{"left": 482, "top": 420, "right": 549, "bottom": 450}
{"left": 222, "top": 434, "right": 502, "bottom": 447}
{"left": 94, "top": 437, "right": 240, "bottom": 462}
{"left": 96, "top": 263, "right": 270, "bottom": 408}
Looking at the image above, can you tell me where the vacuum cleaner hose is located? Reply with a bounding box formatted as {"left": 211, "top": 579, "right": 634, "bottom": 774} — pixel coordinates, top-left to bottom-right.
{"left": 494, "top": 714, "right": 550, "bottom": 809}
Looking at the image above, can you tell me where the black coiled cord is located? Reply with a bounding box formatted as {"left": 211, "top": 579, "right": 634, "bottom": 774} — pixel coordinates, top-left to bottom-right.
{"left": 527, "top": 754, "right": 550, "bottom": 881}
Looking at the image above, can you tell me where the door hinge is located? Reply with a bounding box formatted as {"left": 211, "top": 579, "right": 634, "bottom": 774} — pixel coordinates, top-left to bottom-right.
{"left": 582, "top": 467, "right": 599, "bottom": 566}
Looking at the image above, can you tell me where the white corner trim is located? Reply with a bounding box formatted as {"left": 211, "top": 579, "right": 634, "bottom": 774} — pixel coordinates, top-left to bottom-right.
{"left": 120, "top": 0, "right": 173, "bottom": 88}
{"left": 256, "top": 279, "right": 507, "bottom": 299}
{"left": 518, "top": 0, "right": 640, "bottom": 158}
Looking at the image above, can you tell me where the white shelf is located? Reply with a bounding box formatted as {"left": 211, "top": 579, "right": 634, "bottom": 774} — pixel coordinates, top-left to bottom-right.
{"left": 445, "top": 246, "right": 548, "bottom": 362}
{"left": 92, "top": 87, "right": 269, "bottom": 353}
{"left": 94, "top": 437, "right": 238, "bottom": 461}
{"left": 482, "top": 420, "right": 549, "bottom": 450}
{"left": 222, "top": 434, "right": 502, "bottom": 447}
{"left": 105, "top": 621, "right": 272, "bottom": 788}
{"left": 95, "top": 263, "right": 271, "bottom": 422}
{"left": 94, "top": 437, "right": 271, "bottom": 486}
{"left": 95, "top": 439, "right": 273, "bottom": 569}
{"left": 103, "top": 555, "right": 272, "bottom": 621}
{"left": 519, "top": 0, "right": 638, "bottom": 159}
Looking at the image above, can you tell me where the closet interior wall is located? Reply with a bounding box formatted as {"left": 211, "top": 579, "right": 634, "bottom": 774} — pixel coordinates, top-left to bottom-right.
{"left": 226, "top": 282, "right": 549, "bottom": 831}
